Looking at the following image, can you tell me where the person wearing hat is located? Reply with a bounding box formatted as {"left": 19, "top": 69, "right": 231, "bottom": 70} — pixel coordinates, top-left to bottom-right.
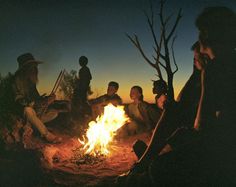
{"left": 12, "top": 53, "right": 61, "bottom": 143}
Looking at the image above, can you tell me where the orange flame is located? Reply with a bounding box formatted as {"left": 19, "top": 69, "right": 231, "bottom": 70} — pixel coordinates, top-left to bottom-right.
{"left": 79, "top": 104, "right": 129, "bottom": 156}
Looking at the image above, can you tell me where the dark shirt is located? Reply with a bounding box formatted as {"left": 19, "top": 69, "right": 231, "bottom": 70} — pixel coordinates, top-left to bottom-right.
{"left": 79, "top": 66, "right": 92, "bottom": 86}
{"left": 177, "top": 69, "right": 201, "bottom": 128}
{"left": 201, "top": 52, "right": 236, "bottom": 134}
{"left": 168, "top": 51, "right": 236, "bottom": 152}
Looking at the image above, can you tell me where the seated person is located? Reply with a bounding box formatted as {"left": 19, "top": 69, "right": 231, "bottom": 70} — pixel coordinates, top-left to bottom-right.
{"left": 125, "top": 86, "right": 160, "bottom": 136}
{"left": 131, "top": 87, "right": 168, "bottom": 158}
{"left": 130, "top": 43, "right": 205, "bottom": 166}
{"left": 89, "top": 81, "right": 122, "bottom": 119}
{"left": 152, "top": 83, "right": 169, "bottom": 124}
{"left": 152, "top": 79, "right": 169, "bottom": 111}
{"left": 11, "top": 53, "right": 62, "bottom": 144}
{"left": 118, "top": 38, "right": 216, "bottom": 186}
{"left": 155, "top": 92, "right": 168, "bottom": 111}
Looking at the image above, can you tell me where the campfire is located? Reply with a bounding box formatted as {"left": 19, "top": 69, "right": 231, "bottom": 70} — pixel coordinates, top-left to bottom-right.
{"left": 41, "top": 104, "right": 142, "bottom": 186}
{"left": 79, "top": 104, "right": 129, "bottom": 156}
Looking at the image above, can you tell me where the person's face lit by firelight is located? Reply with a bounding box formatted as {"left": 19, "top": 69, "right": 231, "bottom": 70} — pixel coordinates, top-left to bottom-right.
{"left": 107, "top": 86, "right": 117, "bottom": 96}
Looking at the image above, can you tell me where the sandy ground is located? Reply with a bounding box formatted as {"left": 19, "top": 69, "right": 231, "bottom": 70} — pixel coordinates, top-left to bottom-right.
{"left": 41, "top": 133, "right": 151, "bottom": 186}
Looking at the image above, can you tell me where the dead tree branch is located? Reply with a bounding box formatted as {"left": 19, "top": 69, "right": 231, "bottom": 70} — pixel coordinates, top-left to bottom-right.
{"left": 127, "top": 0, "right": 181, "bottom": 100}
{"left": 126, "top": 33, "right": 156, "bottom": 69}
{"left": 167, "top": 9, "right": 182, "bottom": 42}
{"left": 171, "top": 35, "right": 178, "bottom": 74}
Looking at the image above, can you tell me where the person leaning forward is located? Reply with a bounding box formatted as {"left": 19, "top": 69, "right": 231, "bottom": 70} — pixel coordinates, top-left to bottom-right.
{"left": 89, "top": 81, "right": 122, "bottom": 119}
{"left": 12, "top": 53, "right": 62, "bottom": 143}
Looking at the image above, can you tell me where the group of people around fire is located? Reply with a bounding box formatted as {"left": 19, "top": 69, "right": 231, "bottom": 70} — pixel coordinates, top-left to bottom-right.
{"left": 0, "top": 5, "right": 235, "bottom": 186}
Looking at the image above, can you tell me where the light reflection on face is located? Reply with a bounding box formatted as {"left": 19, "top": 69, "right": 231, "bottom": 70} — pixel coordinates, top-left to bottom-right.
{"left": 199, "top": 41, "right": 215, "bottom": 60}
{"left": 107, "top": 86, "right": 117, "bottom": 96}
{"left": 194, "top": 50, "right": 204, "bottom": 70}
{"left": 130, "top": 88, "right": 141, "bottom": 101}
{"left": 156, "top": 94, "right": 168, "bottom": 110}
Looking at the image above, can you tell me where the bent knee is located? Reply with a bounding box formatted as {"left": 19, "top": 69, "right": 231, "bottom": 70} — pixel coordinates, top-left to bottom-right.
{"left": 24, "top": 107, "right": 36, "bottom": 116}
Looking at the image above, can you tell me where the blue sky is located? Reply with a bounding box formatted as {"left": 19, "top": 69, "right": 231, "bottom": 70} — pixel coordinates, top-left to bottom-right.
{"left": 0, "top": 0, "right": 235, "bottom": 102}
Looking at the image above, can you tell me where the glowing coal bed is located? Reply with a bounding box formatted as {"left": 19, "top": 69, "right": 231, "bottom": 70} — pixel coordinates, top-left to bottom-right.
{"left": 41, "top": 136, "right": 144, "bottom": 186}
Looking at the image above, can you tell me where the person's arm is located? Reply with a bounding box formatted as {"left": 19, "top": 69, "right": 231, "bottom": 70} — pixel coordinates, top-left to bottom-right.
{"left": 109, "top": 98, "right": 122, "bottom": 106}
{"left": 88, "top": 68, "right": 92, "bottom": 80}
{"left": 138, "top": 109, "right": 167, "bottom": 160}
{"left": 12, "top": 78, "right": 32, "bottom": 107}
{"left": 133, "top": 102, "right": 178, "bottom": 171}
{"left": 106, "top": 95, "right": 122, "bottom": 106}
{"left": 43, "top": 94, "right": 56, "bottom": 105}
{"left": 194, "top": 70, "right": 206, "bottom": 131}
{"left": 158, "top": 70, "right": 206, "bottom": 156}
{"left": 89, "top": 95, "right": 105, "bottom": 105}
{"left": 112, "top": 95, "right": 122, "bottom": 105}
{"left": 158, "top": 71, "right": 206, "bottom": 157}
{"left": 146, "top": 103, "right": 162, "bottom": 129}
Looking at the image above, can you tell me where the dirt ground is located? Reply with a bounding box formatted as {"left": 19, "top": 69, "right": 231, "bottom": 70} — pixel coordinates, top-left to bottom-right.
{"left": 41, "top": 133, "right": 151, "bottom": 187}
{"left": 0, "top": 112, "right": 152, "bottom": 187}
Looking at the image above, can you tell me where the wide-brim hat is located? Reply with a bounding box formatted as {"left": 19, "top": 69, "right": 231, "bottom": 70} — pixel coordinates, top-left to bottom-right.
{"left": 17, "top": 53, "right": 43, "bottom": 69}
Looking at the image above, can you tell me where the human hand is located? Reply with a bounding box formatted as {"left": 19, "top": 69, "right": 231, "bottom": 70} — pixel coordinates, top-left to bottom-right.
{"left": 194, "top": 53, "right": 208, "bottom": 71}
{"left": 47, "top": 93, "right": 56, "bottom": 105}
{"left": 158, "top": 144, "right": 173, "bottom": 156}
{"left": 41, "top": 93, "right": 47, "bottom": 98}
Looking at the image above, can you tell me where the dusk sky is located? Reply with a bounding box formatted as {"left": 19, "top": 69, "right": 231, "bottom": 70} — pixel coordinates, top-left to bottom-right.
{"left": 0, "top": 0, "right": 235, "bottom": 103}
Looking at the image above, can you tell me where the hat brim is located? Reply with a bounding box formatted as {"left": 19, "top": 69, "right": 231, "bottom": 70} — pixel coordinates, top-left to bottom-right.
{"left": 20, "top": 60, "right": 43, "bottom": 69}
{"left": 26, "top": 60, "right": 43, "bottom": 64}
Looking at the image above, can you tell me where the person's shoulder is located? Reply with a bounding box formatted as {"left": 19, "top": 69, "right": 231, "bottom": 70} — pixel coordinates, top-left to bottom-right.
{"left": 137, "top": 101, "right": 149, "bottom": 108}
{"left": 82, "top": 66, "right": 90, "bottom": 71}
{"left": 97, "top": 94, "right": 107, "bottom": 99}
{"left": 89, "top": 94, "right": 107, "bottom": 104}
{"left": 127, "top": 103, "right": 136, "bottom": 113}
{"left": 128, "top": 102, "right": 135, "bottom": 107}
{"left": 113, "top": 94, "right": 121, "bottom": 99}
{"left": 148, "top": 103, "right": 160, "bottom": 112}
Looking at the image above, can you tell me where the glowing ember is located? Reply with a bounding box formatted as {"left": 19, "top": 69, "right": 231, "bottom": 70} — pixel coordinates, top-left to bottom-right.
{"left": 79, "top": 104, "right": 129, "bottom": 156}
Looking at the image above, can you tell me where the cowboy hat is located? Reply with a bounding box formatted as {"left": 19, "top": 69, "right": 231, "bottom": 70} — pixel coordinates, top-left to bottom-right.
{"left": 17, "top": 53, "right": 43, "bottom": 69}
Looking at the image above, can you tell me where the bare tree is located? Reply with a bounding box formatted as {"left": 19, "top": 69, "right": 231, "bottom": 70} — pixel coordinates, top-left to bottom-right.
{"left": 127, "top": 0, "right": 182, "bottom": 101}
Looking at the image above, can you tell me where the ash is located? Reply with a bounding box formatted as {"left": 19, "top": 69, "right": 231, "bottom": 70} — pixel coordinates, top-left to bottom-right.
{"left": 70, "top": 147, "right": 106, "bottom": 166}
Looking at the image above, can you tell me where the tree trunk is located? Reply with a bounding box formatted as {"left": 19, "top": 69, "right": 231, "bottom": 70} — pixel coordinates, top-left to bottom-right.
{"left": 167, "top": 73, "right": 174, "bottom": 101}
